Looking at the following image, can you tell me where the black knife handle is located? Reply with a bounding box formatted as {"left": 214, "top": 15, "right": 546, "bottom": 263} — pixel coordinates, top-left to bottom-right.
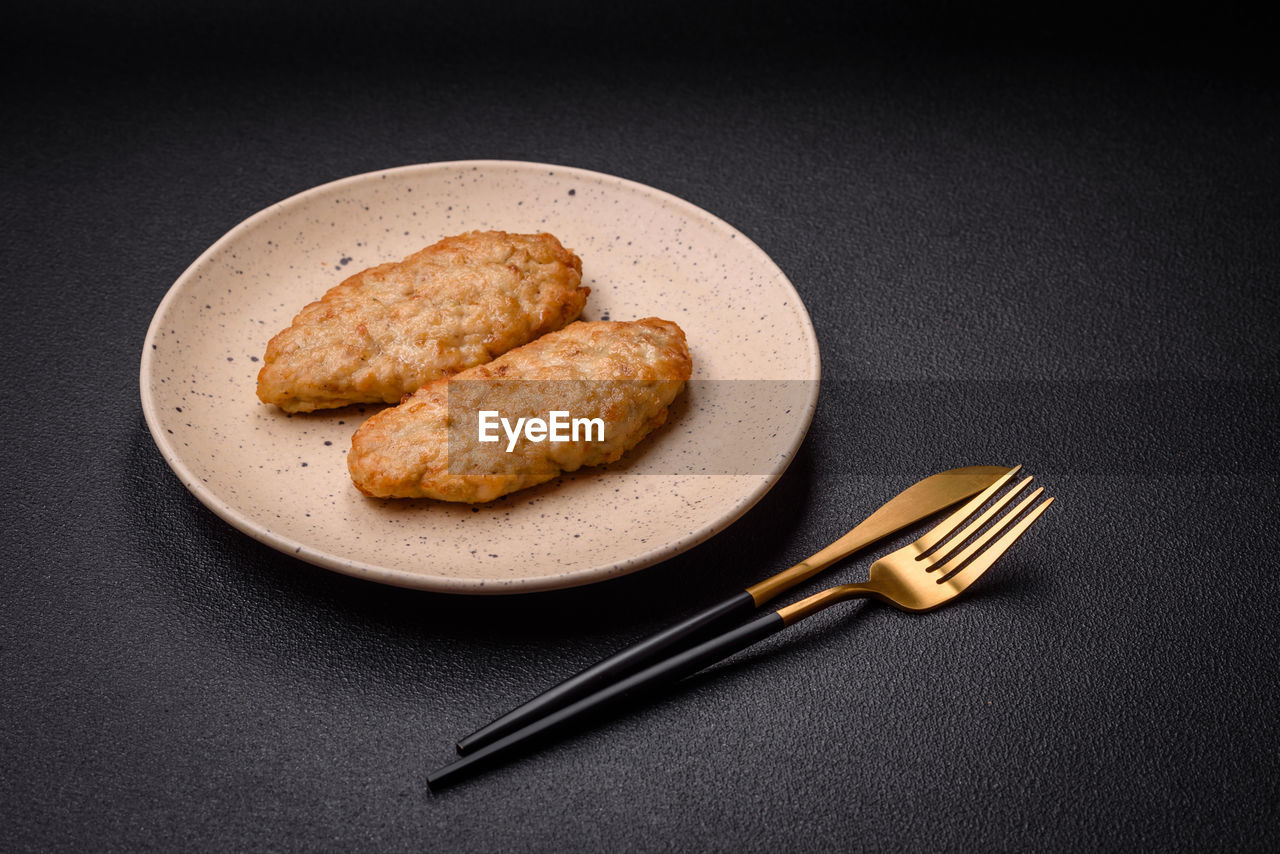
{"left": 430, "top": 611, "right": 786, "bottom": 790}
{"left": 454, "top": 589, "right": 757, "bottom": 755}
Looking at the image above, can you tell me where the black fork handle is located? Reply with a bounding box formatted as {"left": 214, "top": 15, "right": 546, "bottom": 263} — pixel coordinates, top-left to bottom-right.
{"left": 455, "top": 590, "right": 757, "bottom": 755}
{"left": 429, "top": 611, "right": 785, "bottom": 790}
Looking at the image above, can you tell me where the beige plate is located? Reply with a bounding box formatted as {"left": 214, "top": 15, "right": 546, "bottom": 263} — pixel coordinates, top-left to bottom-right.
{"left": 140, "top": 161, "right": 821, "bottom": 594}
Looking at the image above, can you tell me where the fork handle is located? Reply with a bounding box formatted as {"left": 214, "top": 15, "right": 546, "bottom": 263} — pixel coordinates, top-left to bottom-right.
{"left": 455, "top": 590, "right": 757, "bottom": 755}
{"left": 429, "top": 611, "right": 786, "bottom": 789}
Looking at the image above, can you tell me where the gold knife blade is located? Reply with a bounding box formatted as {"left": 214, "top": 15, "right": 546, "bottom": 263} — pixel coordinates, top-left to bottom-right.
{"left": 746, "top": 465, "right": 1014, "bottom": 605}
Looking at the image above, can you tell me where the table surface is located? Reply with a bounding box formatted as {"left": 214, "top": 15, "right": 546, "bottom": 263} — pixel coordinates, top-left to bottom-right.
{"left": 4, "top": 5, "right": 1278, "bottom": 851}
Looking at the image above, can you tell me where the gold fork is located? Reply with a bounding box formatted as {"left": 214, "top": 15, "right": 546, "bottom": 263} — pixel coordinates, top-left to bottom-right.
{"left": 777, "top": 465, "right": 1051, "bottom": 624}
{"left": 428, "top": 466, "right": 1053, "bottom": 790}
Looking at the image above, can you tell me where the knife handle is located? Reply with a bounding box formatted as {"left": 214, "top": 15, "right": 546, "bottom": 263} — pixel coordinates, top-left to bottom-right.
{"left": 431, "top": 611, "right": 786, "bottom": 789}
{"left": 454, "top": 590, "right": 757, "bottom": 755}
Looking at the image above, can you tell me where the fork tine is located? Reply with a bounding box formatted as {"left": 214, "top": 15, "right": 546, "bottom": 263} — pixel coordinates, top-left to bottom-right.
{"left": 930, "top": 486, "right": 1044, "bottom": 577}
{"left": 922, "top": 476, "right": 1033, "bottom": 568}
{"left": 936, "top": 495, "right": 1054, "bottom": 594}
{"left": 911, "top": 465, "right": 1021, "bottom": 554}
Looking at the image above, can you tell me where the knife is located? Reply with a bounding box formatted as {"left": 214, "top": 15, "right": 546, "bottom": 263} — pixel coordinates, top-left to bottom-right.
{"left": 454, "top": 464, "right": 1012, "bottom": 756}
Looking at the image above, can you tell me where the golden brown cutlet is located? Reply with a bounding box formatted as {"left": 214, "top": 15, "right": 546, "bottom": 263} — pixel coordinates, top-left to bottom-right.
{"left": 257, "top": 230, "right": 588, "bottom": 412}
{"left": 348, "top": 318, "right": 691, "bottom": 502}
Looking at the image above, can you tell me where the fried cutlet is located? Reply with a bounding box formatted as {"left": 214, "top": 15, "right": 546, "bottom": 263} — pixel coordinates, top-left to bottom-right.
{"left": 257, "top": 230, "right": 587, "bottom": 412}
{"left": 348, "top": 318, "right": 691, "bottom": 502}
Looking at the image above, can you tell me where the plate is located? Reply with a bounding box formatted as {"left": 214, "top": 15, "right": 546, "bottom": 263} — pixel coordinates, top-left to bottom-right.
{"left": 140, "top": 161, "right": 820, "bottom": 593}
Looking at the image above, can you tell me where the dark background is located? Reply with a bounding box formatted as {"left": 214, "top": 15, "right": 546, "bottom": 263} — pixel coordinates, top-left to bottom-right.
{"left": 3, "top": 2, "right": 1277, "bottom": 851}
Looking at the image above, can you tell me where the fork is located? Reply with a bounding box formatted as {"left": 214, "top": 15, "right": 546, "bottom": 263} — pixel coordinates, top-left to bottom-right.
{"left": 427, "top": 467, "right": 1052, "bottom": 789}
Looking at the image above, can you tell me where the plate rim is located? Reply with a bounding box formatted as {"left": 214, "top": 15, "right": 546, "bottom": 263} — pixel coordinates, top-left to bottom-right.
{"left": 139, "top": 159, "right": 822, "bottom": 594}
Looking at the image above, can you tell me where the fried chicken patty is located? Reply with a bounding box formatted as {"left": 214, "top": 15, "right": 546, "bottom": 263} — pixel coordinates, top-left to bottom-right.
{"left": 348, "top": 319, "right": 692, "bottom": 502}
{"left": 257, "top": 231, "right": 587, "bottom": 412}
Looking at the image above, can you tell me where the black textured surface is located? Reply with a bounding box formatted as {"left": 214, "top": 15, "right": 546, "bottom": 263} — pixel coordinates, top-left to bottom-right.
{"left": 4, "top": 4, "right": 1279, "bottom": 851}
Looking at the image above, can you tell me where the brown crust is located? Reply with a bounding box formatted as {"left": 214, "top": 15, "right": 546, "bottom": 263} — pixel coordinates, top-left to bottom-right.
{"left": 256, "top": 230, "right": 588, "bottom": 412}
{"left": 348, "top": 318, "right": 692, "bottom": 502}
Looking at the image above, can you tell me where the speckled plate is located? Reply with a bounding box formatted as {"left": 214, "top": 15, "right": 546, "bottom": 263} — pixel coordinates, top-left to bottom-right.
{"left": 140, "top": 161, "right": 820, "bottom": 594}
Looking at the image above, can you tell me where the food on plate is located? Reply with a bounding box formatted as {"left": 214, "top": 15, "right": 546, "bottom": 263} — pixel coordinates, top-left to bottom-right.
{"left": 256, "top": 230, "right": 587, "bottom": 412}
{"left": 348, "top": 318, "right": 692, "bottom": 502}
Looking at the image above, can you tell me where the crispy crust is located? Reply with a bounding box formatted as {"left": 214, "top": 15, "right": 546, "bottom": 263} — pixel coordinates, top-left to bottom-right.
{"left": 257, "top": 230, "right": 587, "bottom": 412}
{"left": 348, "top": 319, "right": 692, "bottom": 502}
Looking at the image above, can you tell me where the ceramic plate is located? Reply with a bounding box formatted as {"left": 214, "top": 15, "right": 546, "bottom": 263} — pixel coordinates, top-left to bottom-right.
{"left": 140, "top": 161, "right": 820, "bottom": 593}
